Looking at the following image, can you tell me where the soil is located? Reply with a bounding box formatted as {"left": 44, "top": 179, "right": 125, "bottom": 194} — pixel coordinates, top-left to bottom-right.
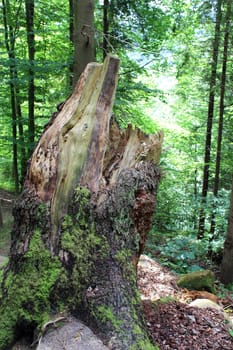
{"left": 1, "top": 191, "right": 233, "bottom": 349}
{"left": 138, "top": 255, "right": 233, "bottom": 350}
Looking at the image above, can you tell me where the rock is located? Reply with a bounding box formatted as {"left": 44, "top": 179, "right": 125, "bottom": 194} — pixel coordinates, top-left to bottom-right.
{"left": 189, "top": 298, "right": 233, "bottom": 326}
{"left": 189, "top": 298, "right": 222, "bottom": 311}
{"left": 181, "top": 290, "right": 218, "bottom": 303}
{"left": 177, "top": 270, "right": 216, "bottom": 293}
{"left": 36, "top": 316, "right": 109, "bottom": 350}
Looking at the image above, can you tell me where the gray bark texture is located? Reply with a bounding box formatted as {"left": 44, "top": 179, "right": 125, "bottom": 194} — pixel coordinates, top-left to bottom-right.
{"left": 73, "top": 0, "right": 95, "bottom": 86}
{"left": 220, "top": 176, "right": 233, "bottom": 284}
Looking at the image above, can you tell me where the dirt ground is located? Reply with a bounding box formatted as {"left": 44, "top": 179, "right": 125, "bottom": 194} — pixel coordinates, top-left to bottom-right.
{"left": 138, "top": 255, "right": 233, "bottom": 350}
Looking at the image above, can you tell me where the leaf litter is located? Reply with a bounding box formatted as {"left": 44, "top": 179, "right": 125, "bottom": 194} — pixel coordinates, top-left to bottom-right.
{"left": 138, "top": 255, "right": 233, "bottom": 350}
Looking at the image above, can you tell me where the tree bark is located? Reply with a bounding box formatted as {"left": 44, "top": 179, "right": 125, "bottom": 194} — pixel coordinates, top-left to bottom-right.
{"left": 103, "top": 0, "right": 109, "bottom": 60}
{"left": 198, "top": 0, "right": 223, "bottom": 239}
{"left": 72, "top": 0, "right": 95, "bottom": 87}
{"left": 209, "top": 0, "right": 231, "bottom": 240}
{"left": 220, "top": 176, "right": 233, "bottom": 284}
{"left": 2, "top": 0, "right": 27, "bottom": 189}
{"left": 0, "top": 55, "right": 162, "bottom": 350}
{"left": 25, "top": 0, "right": 35, "bottom": 157}
{"left": 69, "top": 0, "right": 74, "bottom": 88}
{"left": 2, "top": 0, "right": 21, "bottom": 191}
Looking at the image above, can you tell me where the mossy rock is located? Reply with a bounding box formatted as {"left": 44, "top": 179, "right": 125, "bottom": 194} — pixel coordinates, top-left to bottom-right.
{"left": 177, "top": 270, "right": 216, "bottom": 293}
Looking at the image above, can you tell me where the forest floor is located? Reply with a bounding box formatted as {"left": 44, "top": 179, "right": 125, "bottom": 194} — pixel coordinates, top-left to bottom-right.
{"left": 0, "top": 190, "right": 233, "bottom": 349}
{"left": 138, "top": 255, "right": 233, "bottom": 350}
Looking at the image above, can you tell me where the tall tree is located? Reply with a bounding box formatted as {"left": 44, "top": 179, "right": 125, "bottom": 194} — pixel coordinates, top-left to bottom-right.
{"left": 69, "top": 0, "right": 74, "bottom": 88}
{"left": 25, "top": 0, "right": 35, "bottom": 157}
{"left": 1, "top": 0, "right": 24, "bottom": 192}
{"left": 198, "top": 0, "right": 223, "bottom": 239}
{"left": 72, "top": 0, "right": 95, "bottom": 87}
{"left": 209, "top": 0, "right": 231, "bottom": 239}
{"left": 102, "top": 0, "right": 110, "bottom": 60}
{"left": 220, "top": 175, "right": 233, "bottom": 284}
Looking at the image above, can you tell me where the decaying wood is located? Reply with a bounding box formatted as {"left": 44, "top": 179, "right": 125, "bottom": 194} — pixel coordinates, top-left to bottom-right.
{"left": 1, "top": 55, "right": 163, "bottom": 350}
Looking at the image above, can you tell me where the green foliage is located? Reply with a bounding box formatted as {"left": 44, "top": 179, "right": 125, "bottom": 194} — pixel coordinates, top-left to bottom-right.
{"left": 0, "top": 0, "right": 71, "bottom": 190}
{"left": 147, "top": 231, "right": 209, "bottom": 273}
{"left": 217, "top": 282, "right": 233, "bottom": 300}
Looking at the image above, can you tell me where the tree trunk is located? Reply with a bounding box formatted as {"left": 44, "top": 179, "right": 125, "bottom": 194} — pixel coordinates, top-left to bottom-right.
{"left": 69, "top": 0, "right": 74, "bottom": 88}
{"left": 25, "top": 0, "right": 35, "bottom": 157}
{"left": 209, "top": 0, "right": 231, "bottom": 240}
{"left": 2, "top": 0, "right": 19, "bottom": 192}
{"left": 2, "top": 0, "right": 27, "bottom": 188}
{"left": 72, "top": 0, "right": 95, "bottom": 87}
{"left": 198, "top": 0, "right": 223, "bottom": 239}
{"left": 0, "top": 55, "right": 162, "bottom": 350}
{"left": 103, "top": 0, "right": 109, "bottom": 60}
{"left": 220, "top": 176, "right": 233, "bottom": 284}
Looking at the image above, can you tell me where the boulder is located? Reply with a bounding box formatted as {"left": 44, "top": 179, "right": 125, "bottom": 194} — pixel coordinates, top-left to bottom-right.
{"left": 12, "top": 316, "right": 109, "bottom": 350}
{"left": 189, "top": 298, "right": 222, "bottom": 311}
{"left": 36, "top": 316, "right": 109, "bottom": 350}
{"left": 177, "top": 270, "right": 216, "bottom": 293}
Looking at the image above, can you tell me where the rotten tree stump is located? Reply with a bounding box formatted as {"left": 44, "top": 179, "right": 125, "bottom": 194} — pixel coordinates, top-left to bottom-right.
{"left": 0, "top": 55, "right": 162, "bottom": 350}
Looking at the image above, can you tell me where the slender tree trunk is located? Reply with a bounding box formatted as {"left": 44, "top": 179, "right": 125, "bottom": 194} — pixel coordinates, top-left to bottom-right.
{"left": 73, "top": 0, "right": 95, "bottom": 87}
{"left": 15, "top": 82, "right": 27, "bottom": 185}
{"left": 10, "top": 72, "right": 20, "bottom": 193}
{"left": 209, "top": 0, "right": 231, "bottom": 240}
{"left": 2, "top": 0, "right": 20, "bottom": 192}
{"left": 220, "top": 175, "right": 233, "bottom": 284}
{"left": 69, "top": 0, "right": 74, "bottom": 88}
{"left": 0, "top": 56, "right": 162, "bottom": 350}
{"left": 25, "top": 0, "right": 35, "bottom": 158}
{"left": 198, "top": 0, "right": 223, "bottom": 239}
{"left": 2, "top": 0, "right": 26, "bottom": 189}
{"left": 103, "top": 0, "right": 109, "bottom": 59}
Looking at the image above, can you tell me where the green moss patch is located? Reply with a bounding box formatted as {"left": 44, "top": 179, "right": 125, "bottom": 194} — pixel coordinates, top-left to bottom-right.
{"left": 177, "top": 269, "right": 216, "bottom": 293}
{"left": 56, "top": 186, "right": 110, "bottom": 306}
{"left": 0, "top": 230, "right": 61, "bottom": 348}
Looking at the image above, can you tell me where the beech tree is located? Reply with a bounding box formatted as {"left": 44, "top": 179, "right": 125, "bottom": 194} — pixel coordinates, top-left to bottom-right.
{"left": 210, "top": 0, "right": 231, "bottom": 239}
{"left": 221, "top": 175, "right": 233, "bottom": 284}
{"left": 2, "top": 0, "right": 25, "bottom": 191}
{"left": 25, "top": 0, "right": 35, "bottom": 156}
{"left": 72, "top": 0, "right": 95, "bottom": 87}
{"left": 198, "top": 0, "right": 223, "bottom": 239}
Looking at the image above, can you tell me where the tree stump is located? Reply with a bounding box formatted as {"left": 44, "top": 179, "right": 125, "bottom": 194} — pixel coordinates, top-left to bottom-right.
{"left": 0, "top": 55, "right": 162, "bottom": 350}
